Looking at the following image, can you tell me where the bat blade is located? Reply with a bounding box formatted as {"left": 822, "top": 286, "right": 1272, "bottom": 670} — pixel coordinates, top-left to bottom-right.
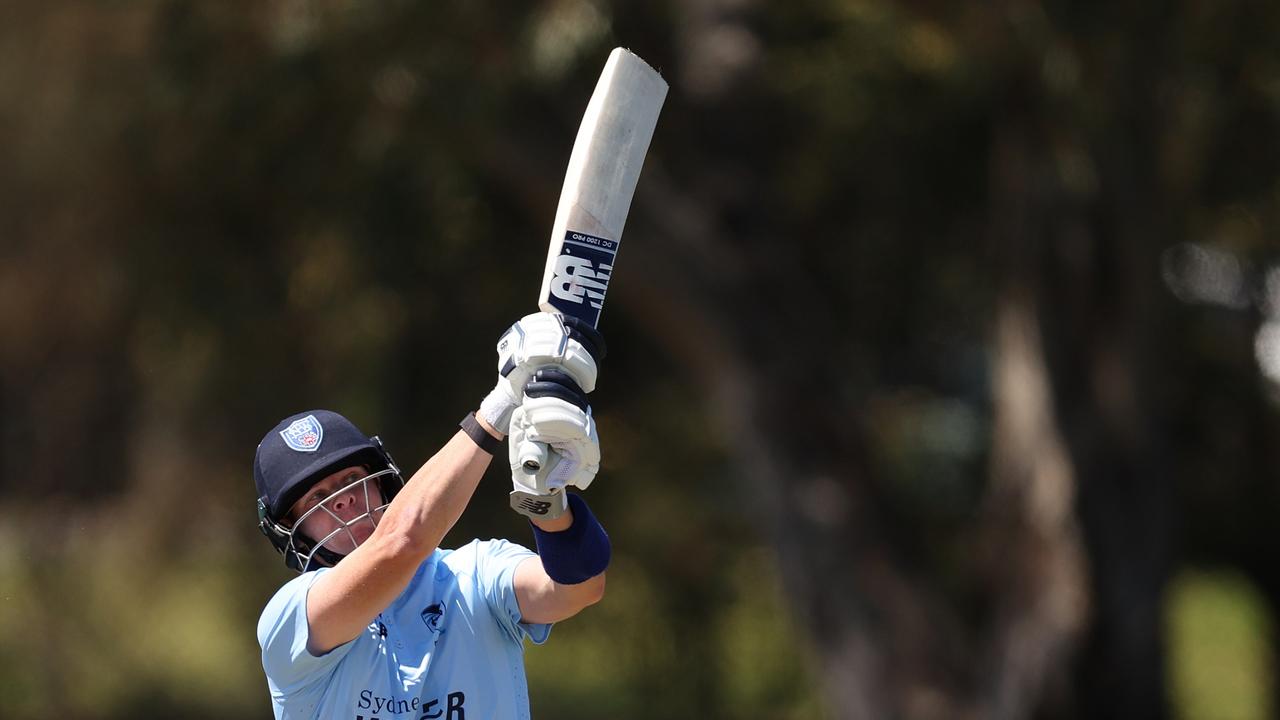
{"left": 511, "top": 49, "right": 667, "bottom": 502}
{"left": 537, "top": 47, "right": 668, "bottom": 328}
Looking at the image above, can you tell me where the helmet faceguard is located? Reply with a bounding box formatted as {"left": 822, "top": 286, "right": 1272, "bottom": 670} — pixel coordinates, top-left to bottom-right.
{"left": 258, "top": 452, "right": 403, "bottom": 572}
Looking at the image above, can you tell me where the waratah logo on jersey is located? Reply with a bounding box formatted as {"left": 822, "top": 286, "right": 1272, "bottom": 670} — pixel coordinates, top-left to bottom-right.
{"left": 280, "top": 415, "right": 324, "bottom": 452}
{"left": 421, "top": 602, "right": 445, "bottom": 635}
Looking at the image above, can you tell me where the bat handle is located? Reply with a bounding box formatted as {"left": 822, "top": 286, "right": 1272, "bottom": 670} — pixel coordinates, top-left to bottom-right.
{"left": 517, "top": 440, "right": 548, "bottom": 474}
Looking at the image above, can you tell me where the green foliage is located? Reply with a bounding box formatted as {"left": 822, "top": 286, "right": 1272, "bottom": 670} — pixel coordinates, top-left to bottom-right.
{"left": 1167, "top": 570, "right": 1275, "bottom": 720}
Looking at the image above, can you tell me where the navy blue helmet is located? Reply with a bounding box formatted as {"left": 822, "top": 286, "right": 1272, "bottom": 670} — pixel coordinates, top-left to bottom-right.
{"left": 254, "top": 410, "right": 404, "bottom": 571}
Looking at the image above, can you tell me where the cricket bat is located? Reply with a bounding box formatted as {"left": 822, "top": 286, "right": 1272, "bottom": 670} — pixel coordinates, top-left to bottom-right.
{"left": 511, "top": 47, "right": 667, "bottom": 509}
{"left": 537, "top": 47, "right": 668, "bottom": 325}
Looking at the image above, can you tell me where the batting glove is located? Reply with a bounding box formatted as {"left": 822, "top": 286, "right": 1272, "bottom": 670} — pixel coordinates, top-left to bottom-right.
{"left": 478, "top": 312, "right": 605, "bottom": 435}
{"left": 508, "top": 369, "right": 601, "bottom": 520}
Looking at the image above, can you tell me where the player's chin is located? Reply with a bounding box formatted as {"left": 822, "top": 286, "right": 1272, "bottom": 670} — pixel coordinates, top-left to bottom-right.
{"left": 319, "top": 526, "right": 367, "bottom": 555}
{"left": 349, "top": 520, "right": 375, "bottom": 546}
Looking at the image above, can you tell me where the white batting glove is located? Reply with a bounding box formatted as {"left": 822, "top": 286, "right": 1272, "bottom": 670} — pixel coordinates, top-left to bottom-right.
{"left": 477, "top": 312, "right": 604, "bottom": 435}
{"left": 507, "top": 372, "right": 601, "bottom": 520}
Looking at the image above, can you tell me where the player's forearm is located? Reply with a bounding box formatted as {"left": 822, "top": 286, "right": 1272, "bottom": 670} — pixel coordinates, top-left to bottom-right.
{"left": 513, "top": 493, "right": 611, "bottom": 623}
{"left": 529, "top": 515, "right": 572, "bottom": 532}
{"left": 373, "top": 429, "right": 495, "bottom": 558}
{"left": 514, "top": 558, "right": 606, "bottom": 624}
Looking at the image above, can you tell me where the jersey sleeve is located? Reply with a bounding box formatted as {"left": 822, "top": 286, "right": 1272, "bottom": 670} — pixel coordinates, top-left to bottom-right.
{"left": 472, "top": 538, "right": 553, "bottom": 646}
{"left": 256, "top": 569, "right": 356, "bottom": 697}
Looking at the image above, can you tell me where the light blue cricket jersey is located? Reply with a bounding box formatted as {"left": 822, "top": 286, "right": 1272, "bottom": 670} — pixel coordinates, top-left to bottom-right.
{"left": 257, "top": 539, "right": 552, "bottom": 720}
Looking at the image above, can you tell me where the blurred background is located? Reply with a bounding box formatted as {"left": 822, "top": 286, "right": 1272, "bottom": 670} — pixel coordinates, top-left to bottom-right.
{"left": 1, "top": 1, "right": 1278, "bottom": 718}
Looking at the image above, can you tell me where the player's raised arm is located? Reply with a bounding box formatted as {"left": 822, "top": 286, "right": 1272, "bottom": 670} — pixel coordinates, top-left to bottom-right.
{"left": 505, "top": 372, "right": 611, "bottom": 623}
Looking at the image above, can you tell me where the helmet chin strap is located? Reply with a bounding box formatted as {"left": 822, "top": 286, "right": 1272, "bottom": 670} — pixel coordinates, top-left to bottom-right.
{"left": 301, "top": 545, "right": 347, "bottom": 571}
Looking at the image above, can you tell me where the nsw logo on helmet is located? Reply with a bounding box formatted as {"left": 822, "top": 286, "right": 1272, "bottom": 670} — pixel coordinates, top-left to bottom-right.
{"left": 280, "top": 414, "right": 324, "bottom": 452}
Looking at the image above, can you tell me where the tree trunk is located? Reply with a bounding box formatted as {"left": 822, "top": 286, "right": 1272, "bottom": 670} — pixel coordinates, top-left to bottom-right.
{"left": 980, "top": 116, "right": 1089, "bottom": 720}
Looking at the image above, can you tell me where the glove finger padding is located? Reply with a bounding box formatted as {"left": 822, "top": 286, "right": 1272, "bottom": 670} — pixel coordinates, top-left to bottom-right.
{"left": 498, "top": 312, "right": 600, "bottom": 393}
{"left": 559, "top": 316, "right": 607, "bottom": 366}
{"left": 524, "top": 367, "right": 588, "bottom": 410}
{"left": 509, "top": 397, "right": 601, "bottom": 494}
{"left": 482, "top": 313, "right": 602, "bottom": 436}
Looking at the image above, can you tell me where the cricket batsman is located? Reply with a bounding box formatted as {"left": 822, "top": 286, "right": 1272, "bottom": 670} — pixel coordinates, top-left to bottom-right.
{"left": 253, "top": 313, "right": 611, "bottom": 720}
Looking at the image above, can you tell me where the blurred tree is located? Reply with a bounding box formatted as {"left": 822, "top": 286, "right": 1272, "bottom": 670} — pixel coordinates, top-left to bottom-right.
{"left": 623, "top": 0, "right": 1280, "bottom": 718}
